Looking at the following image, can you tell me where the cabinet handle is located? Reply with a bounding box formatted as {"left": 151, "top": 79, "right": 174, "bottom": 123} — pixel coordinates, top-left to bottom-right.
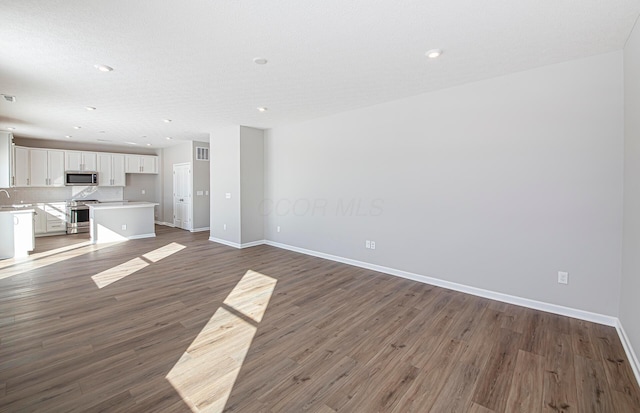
{"left": 27, "top": 178, "right": 30, "bottom": 186}
{"left": 11, "top": 176, "right": 14, "bottom": 186}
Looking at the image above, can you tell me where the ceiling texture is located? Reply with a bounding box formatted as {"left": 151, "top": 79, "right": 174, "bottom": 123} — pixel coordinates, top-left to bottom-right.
{"left": 1, "top": 0, "right": 639, "bottom": 148}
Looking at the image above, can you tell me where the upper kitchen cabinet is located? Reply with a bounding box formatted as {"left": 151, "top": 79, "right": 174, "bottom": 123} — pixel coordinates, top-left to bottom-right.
{"left": 97, "top": 153, "right": 126, "bottom": 186}
{"left": 14, "top": 147, "right": 29, "bottom": 187}
{"left": 0, "top": 132, "right": 13, "bottom": 188}
{"left": 29, "top": 149, "right": 65, "bottom": 187}
{"left": 66, "top": 151, "right": 97, "bottom": 171}
{"left": 125, "top": 155, "right": 158, "bottom": 174}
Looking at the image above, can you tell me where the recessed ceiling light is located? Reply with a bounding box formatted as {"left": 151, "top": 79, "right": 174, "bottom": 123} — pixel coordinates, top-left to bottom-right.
{"left": 98, "top": 130, "right": 106, "bottom": 133}
{"left": 7, "top": 127, "right": 15, "bottom": 130}
{"left": 253, "top": 57, "right": 268, "bottom": 65}
{"left": 163, "top": 119, "right": 172, "bottom": 123}
{"left": 2, "top": 95, "right": 16, "bottom": 103}
{"left": 166, "top": 137, "right": 173, "bottom": 140}
{"left": 94, "top": 64, "right": 114, "bottom": 72}
{"left": 426, "top": 49, "right": 443, "bottom": 59}
{"left": 85, "top": 106, "right": 96, "bottom": 111}
{"left": 65, "top": 135, "right": 72, "bottom": 138}
{"left": 73, "top": 126, "right": 81, "bottom": 129}
{"left": 257, "top": 107, "right": 268, "bottom": 112}
{"left": 146, "top": 143, "right": 152, "bottom": 146}
{"left": 125, "top": 141, "right": 137, "bottom": 145}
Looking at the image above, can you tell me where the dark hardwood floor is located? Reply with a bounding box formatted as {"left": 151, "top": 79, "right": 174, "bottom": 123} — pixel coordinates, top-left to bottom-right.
{"left": 0, "top": 226, "right": 638, "bottom": 412}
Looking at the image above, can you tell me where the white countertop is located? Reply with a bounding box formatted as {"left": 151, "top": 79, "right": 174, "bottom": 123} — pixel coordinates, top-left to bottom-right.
{"left": 0, "top": 207, "right": 35, "bottom": 213}
{"left": 89, "top": 201, "right": 158, "bottom": 210}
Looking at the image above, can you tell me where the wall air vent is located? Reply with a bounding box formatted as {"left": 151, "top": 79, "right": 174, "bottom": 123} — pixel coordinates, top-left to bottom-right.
{"left": 2, "top": 95, "right": 16, "bottom": 103}
{"left": 196, "top": 146, "right": 209, "bottom": 161}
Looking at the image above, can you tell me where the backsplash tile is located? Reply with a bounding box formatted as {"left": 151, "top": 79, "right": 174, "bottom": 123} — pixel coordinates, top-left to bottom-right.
{"left": 0, "top": 186, "right": 123, "bottom": 206}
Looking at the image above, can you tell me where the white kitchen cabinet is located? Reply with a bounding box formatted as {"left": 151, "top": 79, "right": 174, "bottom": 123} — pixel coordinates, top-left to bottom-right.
{"left": 0, "top": 209, "right": 35, "bottom": 258}
{"left": 28, "top": 149, "right": 65, "bottom": 187}
{"left": 44, "top": 202, "right": 66, "bottom": 234}
{"left": 13, "top": 211, "right": 35, "bottom": 256}
{"left": 125, "top": 155, "right": 158, "bottom": 174}
{"left": 34, "top": 202, "right": 66, "bottom": 236}
{"left": 33, "top": 204, "right": 47, "bottom": 235}
{"left": 97, "top": 153, "right": 126, "bottom": 186}
{"left": 66, "top": 151, "right": 97, "bottom": 171}
{"left": 14, "top": 147, "right": 29, "bottom": 187}
{"left": 0, "top": 132, "right": 12, "bottom": 188}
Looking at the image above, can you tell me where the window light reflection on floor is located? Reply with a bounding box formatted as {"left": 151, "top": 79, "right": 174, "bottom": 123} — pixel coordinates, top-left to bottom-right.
{"left": 0, "top": 241, "right": 113, "bottom": 280}
{"left": 166, "top": 270, "right": 277, "bottom": 412}
{"left": 91, "top": 242, "right": 186, "bottom": 288}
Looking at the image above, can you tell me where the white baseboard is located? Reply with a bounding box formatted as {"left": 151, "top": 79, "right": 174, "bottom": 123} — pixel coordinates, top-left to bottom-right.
{"left": 264, "top": 240, "right": 617, "bottom": 327}
{"left": 128, "top": 233, "right": 156, "bottom": 240}
{"left": 241, "top": 240, "right": 266, "bottom": 248}
{"left": 191, "top": 227, "right": 210, "bottom": 233}
{"left": 208, "top": 237, "right": 265, "bottom": 249}
{"left": 155, "top": 221, "right": 175, "bottom": 227}
{"left": 209, "top": 237, "right": 241, "bottom": 248}
{"left": 616, "top": 320, "right": 640, "bottom": 387}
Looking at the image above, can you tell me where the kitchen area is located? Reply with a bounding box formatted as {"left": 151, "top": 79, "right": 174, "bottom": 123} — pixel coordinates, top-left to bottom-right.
{"left": 0, "top": 131, "right": 161, "bottom": 259}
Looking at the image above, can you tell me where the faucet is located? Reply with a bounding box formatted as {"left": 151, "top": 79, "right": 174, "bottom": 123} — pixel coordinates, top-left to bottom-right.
{"left": 0, "top": 189, "right": 9, "bottom": 199}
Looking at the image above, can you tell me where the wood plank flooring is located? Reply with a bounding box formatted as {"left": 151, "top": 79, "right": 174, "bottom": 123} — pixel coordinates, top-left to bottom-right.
{"left": 0, "top": 226, "right": 639, "bottom": 412}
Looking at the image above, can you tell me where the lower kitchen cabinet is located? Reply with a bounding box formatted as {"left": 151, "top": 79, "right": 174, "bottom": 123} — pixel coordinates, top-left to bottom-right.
{"left": 33, "top": 205, "right": 47, "bottom": 235}
{"left": 35, "top": 202, "right": 67, "bottom": 236}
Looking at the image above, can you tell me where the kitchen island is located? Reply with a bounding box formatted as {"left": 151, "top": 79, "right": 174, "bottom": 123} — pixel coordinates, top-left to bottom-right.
{"left": 0, "top": 207, "right": 35, "bottom": 259}
{"left": 89, "top": 202, "right": 158, "bottom": 244}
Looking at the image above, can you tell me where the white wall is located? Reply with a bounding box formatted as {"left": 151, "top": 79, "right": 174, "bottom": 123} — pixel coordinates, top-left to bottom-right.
{"left": 192, "top": 141, "right": 210, "bottom": 230}
{"left": 210, "top": 126, "right": 242, "bottom": 244}
{"left": 264, "top": 51, "right": 624, "bottom": 316}
{"left": 240, "top": 126, "right": 264, "bottom": 243}
{"left": 124, "top": 174, "right": 159, "bottom": 219}
{"left": 161, "top": 141, "right": 192, "bottom": 224}
{"left": 622, "top": 20, "right": 640, "bottom": 372}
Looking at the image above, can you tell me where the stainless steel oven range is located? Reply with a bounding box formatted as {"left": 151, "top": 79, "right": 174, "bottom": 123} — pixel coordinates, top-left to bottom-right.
{"left": 66, "top": 200, "right": 100, "bottom": 234}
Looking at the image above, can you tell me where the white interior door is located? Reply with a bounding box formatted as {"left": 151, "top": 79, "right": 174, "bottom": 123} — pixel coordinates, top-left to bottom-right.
{"left": 173, "top": 163, "right": 192, "bottom": 230}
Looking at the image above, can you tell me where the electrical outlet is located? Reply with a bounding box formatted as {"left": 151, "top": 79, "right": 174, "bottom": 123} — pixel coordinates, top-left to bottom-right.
{"left": 225, "top": 193, "right": 231, "bottom": 199}
{"left": 121, "top": 224, "right": 127, "bottom": 230}
{"left": 223, "top": 224, "right": 227, "bottom": 231}
{"left": 141, "top": 189, "right": 145, "bottom": 195}
{"left": 370, "top": 241, "right": 376, "bottom": 250}
{"left": 205, "top": 190, "right": 209, "bottom": 195}
{"left": 558, "top": 271, "right": 569, "bottom": 285}
{"left": 365, "top": 240, "right": 371, "bottom": 249}
{"left": 277, "top": 226, "right": 281, "bottom": 233}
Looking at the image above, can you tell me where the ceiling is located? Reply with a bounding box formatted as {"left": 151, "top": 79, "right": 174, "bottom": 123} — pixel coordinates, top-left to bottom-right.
{"left": 1, "top": 1, "right": 639, "bottom": 148}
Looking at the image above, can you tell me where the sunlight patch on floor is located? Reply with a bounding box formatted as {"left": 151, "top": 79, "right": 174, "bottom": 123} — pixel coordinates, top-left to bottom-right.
{"left": 167, "top": 270, "right": 277, "bottom": 412}
{"left": 142, "top": 242, "right": 186, "bottom": 263}
{"left": 0, "top": 241, "right": 116, "bottom": 280}
{"left": 91, "top": 242, "right": 186, "bottom": 288}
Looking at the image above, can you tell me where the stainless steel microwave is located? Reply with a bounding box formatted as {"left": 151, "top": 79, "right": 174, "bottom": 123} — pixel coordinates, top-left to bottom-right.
{"left": 65, "top": 171, "right": 98, "bottom": 186}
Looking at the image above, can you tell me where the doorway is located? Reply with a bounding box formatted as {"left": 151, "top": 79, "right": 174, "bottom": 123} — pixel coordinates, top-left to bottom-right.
{"left": 173, "top": 163, "right": 192, "bottom": 230}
